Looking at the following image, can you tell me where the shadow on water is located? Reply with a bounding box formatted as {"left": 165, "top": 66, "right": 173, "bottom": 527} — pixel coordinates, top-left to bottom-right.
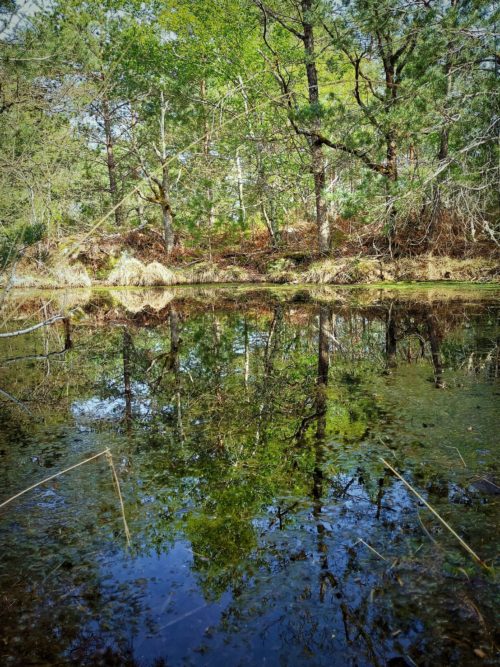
{"left": 0, "top": 286, "right": 498, "bottom": 666}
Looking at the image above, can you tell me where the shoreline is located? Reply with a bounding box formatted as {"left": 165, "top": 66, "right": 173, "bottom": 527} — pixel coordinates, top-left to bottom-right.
{"left": 4, "top": 279, "right": 500, "bottom": 290}
{"left": 4, "top": 256, "right": 499, "bottom": 290}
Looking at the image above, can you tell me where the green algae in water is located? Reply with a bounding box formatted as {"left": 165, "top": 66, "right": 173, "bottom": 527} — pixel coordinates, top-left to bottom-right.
{"left": 0, "top": 287, "right": 498, "bottom": 666}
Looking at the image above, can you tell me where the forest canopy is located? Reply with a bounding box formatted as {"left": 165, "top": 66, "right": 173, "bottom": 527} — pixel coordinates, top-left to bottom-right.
{"left": 0, "top": 0, "right": 498, "bottom": 267}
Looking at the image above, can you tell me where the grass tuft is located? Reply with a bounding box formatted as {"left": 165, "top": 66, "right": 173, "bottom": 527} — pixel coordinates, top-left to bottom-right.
{"left": 114, "top": 289, "right": 175, "bottom": 313}
{"left": 304, "top": 258, "right": 382, "bottom": 284}
{"left": 185, "top": 261, "right": 252, "bottom": 284}
{"left": 141, "top": 261, "right": 177, "bottom": 286}
{"left": 107, "top": 255, "right": 146, "bottom": 286}
{"left": 106, "top": 254, "right": 180, "bottom": 286}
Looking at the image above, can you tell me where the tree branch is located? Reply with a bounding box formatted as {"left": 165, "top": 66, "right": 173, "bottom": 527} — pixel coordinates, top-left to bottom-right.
{"left": 0, "top": 315, "right": 65, "bottom": 338}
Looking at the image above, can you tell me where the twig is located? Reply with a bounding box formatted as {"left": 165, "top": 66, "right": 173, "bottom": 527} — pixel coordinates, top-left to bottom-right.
{"left": 158, "top": 603, "right": 208, "bottom": 630}
{"left": 442, "top": 445, "right": 466, "bottom": 468}
{"left": 381, "top": 458, "right": 487, "bottom": 568}
{"left": 1, "top": 347, "right": 69, "bottom": 365}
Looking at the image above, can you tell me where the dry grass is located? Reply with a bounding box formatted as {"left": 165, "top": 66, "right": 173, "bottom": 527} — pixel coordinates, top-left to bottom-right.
{"left": 304, "top": 258, "right": 383, "bottom": 284}
{"left": 9, "top": 273, "right": 55, "bottom": 289}
{"left": 301, "top": 256, "right": 499, "bottom": 285}
{"left": 113, "top": 288, "right": 175, "bottom": 313}
{"left": 5, "top": 243, "right": 499, "bottom": 289}
{"left": 142, "top": 260, "right": 178, "bottom": 286}
{"left": 9, "top": 262, "right": 92, "bottom": 289}
{"left": 51, "top": 262, "right": 92, "bottom": 287}
{"left": 394, "top": 257, "right": 499, "bottom": 283}
{"left": 106, "top": 255, "right": 180, "bottom": 286}
{"left": 55, "top": 288, "right": 93, "bottom": 311}
{"left": 266, "top": 258, "right": 301, "bottom": 284}
{"left": 185, "top": 261, "right": 253, "bottom": 284}
{"left": 107, "top": 255, "right": 146, "bottom": 286}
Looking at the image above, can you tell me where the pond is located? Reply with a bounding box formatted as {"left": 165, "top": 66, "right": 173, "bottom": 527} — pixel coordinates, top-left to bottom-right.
{"left": 0, "top": 285, "right": 498, "bottom": 666}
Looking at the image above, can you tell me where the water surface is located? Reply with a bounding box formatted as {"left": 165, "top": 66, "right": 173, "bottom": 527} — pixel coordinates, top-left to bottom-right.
{"left": 0, "top": 285, "right": 498, "bottom": 666}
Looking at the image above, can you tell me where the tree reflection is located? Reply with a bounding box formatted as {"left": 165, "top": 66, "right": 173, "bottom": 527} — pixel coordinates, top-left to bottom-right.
{"left": 0, "top": 291, "right": 497, "bottom": 666}
{"left": 122, "top": 327, "right": 133, "bottom": 428}
{"left": 313, "top": 305, "right": 337, "bottom": 600}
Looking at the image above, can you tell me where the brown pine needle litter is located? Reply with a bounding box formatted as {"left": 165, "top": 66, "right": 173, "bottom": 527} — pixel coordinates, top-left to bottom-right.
{"left": 381, "top": 458, "right": 488, "bottom": 569}
{"left": 0, "top": 448, "right": 131, "bottom": 548}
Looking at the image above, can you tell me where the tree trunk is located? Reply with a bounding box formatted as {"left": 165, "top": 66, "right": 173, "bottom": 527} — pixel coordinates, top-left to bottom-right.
{"left": 160, "top": 165, "right": 174, "bottom": 253}
{"left": 386, "top": 137, "right": 398, "bottom": 256}
{"left": 200, "top": 79, "right": 215, "bottom": 228}
{"left": 122, "top": 328, "right": 132, "bottom": 428}
{"left": 236, "top": 149, "right": 246, "bottom": 227}
{"left": 301, "top": 0, "right": 330, "bottom": 254}
{"left": 312, "top": 142, "right": 329, "bottom": 253}
{"left": 385, "top": 306, "right": 397, "bottom": 368}
{"left": 63, "top": 317, "right": 72, "bottom": 350}
{"left": 162, "top": 204, "right": 174, "bottom": 254}
{"left": 102, "top": 96, "right": 124, "bottom": 227}
{"left": 432, "top": 24, "right": 454, "bottom": 225}
{"left": 313, "top": 305, "right": 333, "bottom": 599}
{"left": 158, "top": 92, "right": 175, "bottom": 254}
{"left": 262, "top": 203, "right": 278, "bottom": 248}
{"left": 386, "top": 130, "right": 398, "bottom": 183}
{"left": 169, "top": 307, "right": 180, "bottom": 373}
{"left": 426, "top": 313, "right": 444, "bottom": 388}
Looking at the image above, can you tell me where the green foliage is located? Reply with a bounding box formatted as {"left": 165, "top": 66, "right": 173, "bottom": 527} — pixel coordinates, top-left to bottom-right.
{"left": 0, "top": 222, "right": 46, "bottom": 268}
{"left": 0, "top": 290, "right": 498, "bottom": 665}
{"left": 0, "top": 0, "right": 497, "bottom": 261}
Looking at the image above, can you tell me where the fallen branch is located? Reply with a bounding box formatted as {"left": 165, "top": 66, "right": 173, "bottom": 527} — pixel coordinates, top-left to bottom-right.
{"left": 105, "top": 449, "right": 132, "bottom": 547}
{"left": 0, "top": 315, "right": 65, "bottom": 338}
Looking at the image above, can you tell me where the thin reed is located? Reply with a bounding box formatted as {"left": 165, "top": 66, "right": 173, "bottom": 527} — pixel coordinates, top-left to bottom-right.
{"left": 381, "top": 457, "right": 487, "bottom": 568}
{"left": 0, "top": 448, "right": 131, "bottom": 547}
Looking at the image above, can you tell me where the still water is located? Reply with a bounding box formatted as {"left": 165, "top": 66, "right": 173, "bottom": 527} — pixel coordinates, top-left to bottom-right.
{"left": 0, "top": 285, "right": 498, "bottom": 666}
